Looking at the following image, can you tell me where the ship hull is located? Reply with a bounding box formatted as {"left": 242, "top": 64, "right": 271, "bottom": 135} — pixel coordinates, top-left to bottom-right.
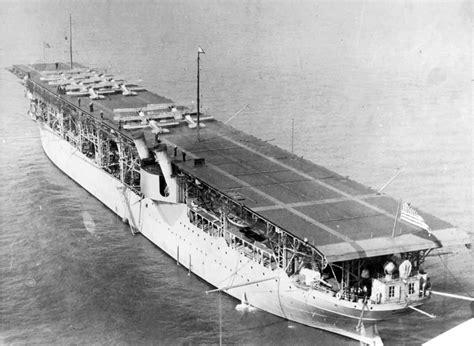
{"left": 39, "top": 124, "right": 383, "bottom": 345}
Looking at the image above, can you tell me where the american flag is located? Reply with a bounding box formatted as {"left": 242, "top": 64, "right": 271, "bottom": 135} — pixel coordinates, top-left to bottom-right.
{"left": 400, "top": 202, "right": 432, "bottom": 235}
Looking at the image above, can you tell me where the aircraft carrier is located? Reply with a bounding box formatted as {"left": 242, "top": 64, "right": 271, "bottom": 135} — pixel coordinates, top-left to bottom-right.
{"left": 8, "top": 61, "right": 470, "bottom": 345}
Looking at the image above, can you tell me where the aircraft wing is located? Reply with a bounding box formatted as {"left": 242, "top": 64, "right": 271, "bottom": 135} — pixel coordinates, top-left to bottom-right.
{"left": 67, "top": 90, "right": 89, "bottom": 97}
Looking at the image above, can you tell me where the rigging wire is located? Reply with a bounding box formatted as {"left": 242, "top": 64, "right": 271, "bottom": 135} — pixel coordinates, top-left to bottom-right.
{"left": 437, "top": 253, "right": 473, "bottom": 298}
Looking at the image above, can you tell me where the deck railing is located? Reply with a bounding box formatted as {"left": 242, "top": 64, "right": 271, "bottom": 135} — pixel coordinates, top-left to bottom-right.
{"left": 188, "top": 206, "right": 278, "bottom": 270}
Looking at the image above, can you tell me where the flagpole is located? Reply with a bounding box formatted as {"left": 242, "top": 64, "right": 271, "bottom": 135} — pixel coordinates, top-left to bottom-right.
{"left": 391, "top": 200, "right": 401, "bottom": 238}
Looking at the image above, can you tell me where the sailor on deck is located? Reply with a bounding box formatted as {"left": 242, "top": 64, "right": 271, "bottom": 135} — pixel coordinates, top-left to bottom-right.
{"left": 418, "top": 269, "right": 430, "bottom": 296}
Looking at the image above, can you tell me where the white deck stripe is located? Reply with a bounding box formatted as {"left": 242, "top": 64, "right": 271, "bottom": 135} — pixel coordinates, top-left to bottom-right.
{"left": 252, "top": 194, "right": 380, "bottom": 212}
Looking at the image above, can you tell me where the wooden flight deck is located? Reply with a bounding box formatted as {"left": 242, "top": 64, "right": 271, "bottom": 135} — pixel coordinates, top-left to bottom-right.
{"left": 12, "top": 62, "right": 469, "bottom": 263}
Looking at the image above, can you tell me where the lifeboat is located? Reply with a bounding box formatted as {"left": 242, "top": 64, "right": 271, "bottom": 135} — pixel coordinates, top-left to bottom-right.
{"left": 226, "top": 213, "right": 251, "bottom": 228}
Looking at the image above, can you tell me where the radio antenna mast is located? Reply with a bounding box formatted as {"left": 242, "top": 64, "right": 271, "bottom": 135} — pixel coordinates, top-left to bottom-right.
{"left": 197, "top": 46, "right": 205, "bottom": 141}
{"left": 69, "top": 14, "right": 73, "bottom": 69}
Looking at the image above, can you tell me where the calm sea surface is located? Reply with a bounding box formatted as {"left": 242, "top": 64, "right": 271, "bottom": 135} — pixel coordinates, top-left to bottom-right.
{"left": 0, "top": 1, "right": 472, "bottom": 345}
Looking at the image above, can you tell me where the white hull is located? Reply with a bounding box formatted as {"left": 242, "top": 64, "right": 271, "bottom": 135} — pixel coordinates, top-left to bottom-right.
{"left": 40, "top": 125, "right": 382, "bottom": 345}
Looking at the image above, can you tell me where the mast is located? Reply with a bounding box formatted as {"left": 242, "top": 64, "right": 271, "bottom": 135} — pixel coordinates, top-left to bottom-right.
{"left": 291, "top": 118, "right": 294, "bottom": 153}
{"left": 69, "top": 14, "right": 73, "bottom": 69}
{"left": 197, "top": 47, "right": 205, "bottom": 141}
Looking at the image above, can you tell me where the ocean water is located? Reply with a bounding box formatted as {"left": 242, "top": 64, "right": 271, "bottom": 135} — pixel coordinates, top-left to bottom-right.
{"left": 0, "top": 1, "right": 472, "bottom": 345}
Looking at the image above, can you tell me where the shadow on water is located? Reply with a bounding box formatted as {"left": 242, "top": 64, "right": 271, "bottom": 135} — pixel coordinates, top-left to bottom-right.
{"left": 81, "top": 211, "right": 97, "bottom": 236}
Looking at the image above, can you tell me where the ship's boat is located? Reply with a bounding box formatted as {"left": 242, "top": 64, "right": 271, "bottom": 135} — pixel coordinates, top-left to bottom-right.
{"left": 227, "top": 213, "right": 252, "bottom": 228}
{"left": 8, "top": 61, "right": 471, "bottom": 345}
